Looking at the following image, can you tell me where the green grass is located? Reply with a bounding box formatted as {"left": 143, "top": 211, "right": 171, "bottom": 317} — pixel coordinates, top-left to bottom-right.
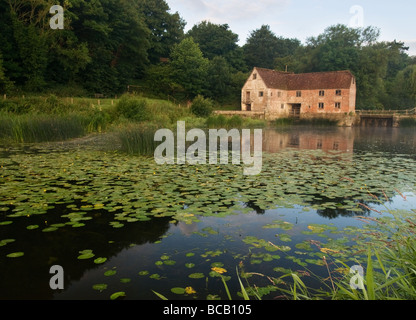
{"left": 206, "top": 115, "right": 266, "bottom": 129}
{"left": 0, "top": 94, "right": 194, "bottom": 145}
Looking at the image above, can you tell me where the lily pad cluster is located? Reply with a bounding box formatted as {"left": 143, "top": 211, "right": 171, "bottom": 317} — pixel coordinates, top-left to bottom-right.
{"left": 0, "top": 136, "right": 415, "bottom": 299}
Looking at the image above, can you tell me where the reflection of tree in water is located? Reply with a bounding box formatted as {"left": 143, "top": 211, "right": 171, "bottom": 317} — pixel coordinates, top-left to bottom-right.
{"left": 0, "top": 202, "right": 171, "bottom": 300}
{"left": 310, "top": 190, "right": 396, "bottom": 219}
{"left": 244, "top": 199, "right": 266, "bottom": 214}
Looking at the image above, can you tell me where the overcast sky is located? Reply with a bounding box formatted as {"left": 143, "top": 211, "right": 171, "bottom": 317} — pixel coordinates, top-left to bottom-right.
{"left": 165, "top": 0, "right": 416, "bottom": 56}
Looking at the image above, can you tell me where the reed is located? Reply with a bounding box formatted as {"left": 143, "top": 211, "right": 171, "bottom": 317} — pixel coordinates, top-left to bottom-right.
{"left": 0, "top": 113, "right": 90, "bottom": 143}
{"left": 117, "top": 122, "right": 158, "bottom": 156}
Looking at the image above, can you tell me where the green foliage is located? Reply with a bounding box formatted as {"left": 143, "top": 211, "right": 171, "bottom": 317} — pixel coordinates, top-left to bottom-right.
{"left": 243, "top": 25, "right": 300, "bottom": 69}
{"left": 170, "top": 38, "right": 209, "bottom": 98}
{"left": 116, "top": 95, "right": 150, "bottom": 122}
{"left": 0, "top": 0, "right": 414, "bottom": 109}
{"left": 190, "top": 95, "right": 213, "bottom": 118}
{"left": 117, "top": 123, "right": 158, "bottom": 156}
{"left": 138, "top": 0, "right": 185, "bottom": 63}
{"left": 0, "top": 113, "right": 87, "bottom": 143}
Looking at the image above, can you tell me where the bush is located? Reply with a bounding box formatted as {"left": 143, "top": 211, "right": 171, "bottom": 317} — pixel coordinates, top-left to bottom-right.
{"left": 190, "top": 95, "right": 213, "bottom": 118}
{"left": 116, "top": 95, "right": 150, "bottom": 122}
{"left": 206, "top": 115, "right": 227, "bottom": 128}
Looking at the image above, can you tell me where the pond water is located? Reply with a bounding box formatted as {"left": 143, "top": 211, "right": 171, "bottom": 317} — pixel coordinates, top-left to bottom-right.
{"left": 0, "top": 126, "right": 415, "bottom": 300}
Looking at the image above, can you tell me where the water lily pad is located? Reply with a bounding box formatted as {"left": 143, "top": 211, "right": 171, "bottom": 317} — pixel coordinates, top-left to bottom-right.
{"left": 110, "top": 292, "right": 126, "bottom": 300}
{"left": 94, "top": 257, "right": 107, "bottom": 264}
{"left": 77, "top": 249, "right": 95, "bottom": 260}
{"left": 104, "top": 269, "right": 117, "bottom": 276}
{"left": 171, "top": 287, "right": 185, "bottom": 294}
{"left": 7, "top": 252, "right": 24, "bottom": 258}
{"left": 188, "top": 273, "right": 204, "bottom": 279}
{"left": 92, "top": 284, "right": 108, "bottom": 291}
{"left": 0, "top": 239, "right": 15, "bottom": 247}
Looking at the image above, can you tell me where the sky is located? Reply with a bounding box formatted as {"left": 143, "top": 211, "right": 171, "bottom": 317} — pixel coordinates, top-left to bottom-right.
{"left": 165, "top": 0, "right": 416, "bottom": 56}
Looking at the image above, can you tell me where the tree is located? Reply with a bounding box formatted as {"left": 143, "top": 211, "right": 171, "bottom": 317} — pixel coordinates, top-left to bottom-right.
{"left": 0, "top": 50, "right": 13, "bottom": 93}
{"left": 187, "top": 21, "right": 246, "bottom": 71}
{"left": 138, "top": 0, "right": 185, "bottom": 64}
{"left": 68, "top": 0, "right": 150, "bottom": 94}
{"left": 206, "top": 56, "right": 232, "bottom": 102}
{"left": 11, "top": 14, "right": 48, "bottom": 91}
{"left": 243, "top": 25, "right": 300, "bottom": 69}
{"left": 170, "top": 37, "right": 209, "bottom": 98}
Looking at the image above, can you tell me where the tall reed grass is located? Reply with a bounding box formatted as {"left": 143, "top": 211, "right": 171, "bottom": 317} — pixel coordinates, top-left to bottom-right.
{"left": 117, "top": 123, "right": 158, "bottom": 156}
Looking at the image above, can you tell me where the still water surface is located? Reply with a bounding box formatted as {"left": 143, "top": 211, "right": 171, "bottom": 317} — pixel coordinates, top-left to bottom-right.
{"left": 0, "top": 126, "right": 415, "bottom": 300}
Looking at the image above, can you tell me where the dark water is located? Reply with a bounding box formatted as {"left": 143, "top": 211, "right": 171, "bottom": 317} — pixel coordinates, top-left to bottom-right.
{"left": 0, "top": 126, "right": 415, "bottom": 300}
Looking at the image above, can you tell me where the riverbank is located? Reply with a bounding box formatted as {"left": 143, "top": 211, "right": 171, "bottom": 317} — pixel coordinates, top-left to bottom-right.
{"left": 1, "top": 95, "right": 415, "bottom": 151}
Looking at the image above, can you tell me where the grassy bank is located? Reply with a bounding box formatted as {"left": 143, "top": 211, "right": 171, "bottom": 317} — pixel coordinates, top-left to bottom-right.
{"left": 0, "top": 95, "right": 113, "bottom": 143}
{"left": 0, "top": 94, "right": 195, "bottom": 145}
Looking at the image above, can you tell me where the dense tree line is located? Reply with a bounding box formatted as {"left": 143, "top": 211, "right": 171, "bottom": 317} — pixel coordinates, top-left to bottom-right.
{"left": 0, "top": 0, "right": 415, "bottom": 109}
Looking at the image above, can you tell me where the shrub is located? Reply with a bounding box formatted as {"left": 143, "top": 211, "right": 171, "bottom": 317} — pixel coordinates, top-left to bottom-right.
{"left": 206, "top": 115, "right": 227, "bottom": 128}
{"left": 116, "top": 95, "right": 150, "bottom": 122}
{"left": 190, "top": 95, "right": 213, "bottom": 118}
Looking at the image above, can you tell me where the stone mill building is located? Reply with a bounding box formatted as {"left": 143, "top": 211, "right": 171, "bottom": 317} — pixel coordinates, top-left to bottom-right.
{"left": 241, "top": 67, "right": 357, "bottom": 121}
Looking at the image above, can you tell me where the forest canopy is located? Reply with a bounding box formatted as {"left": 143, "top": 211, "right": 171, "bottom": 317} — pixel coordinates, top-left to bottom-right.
{"left": 0, "top": 0, "right": 415, "bottom": 109}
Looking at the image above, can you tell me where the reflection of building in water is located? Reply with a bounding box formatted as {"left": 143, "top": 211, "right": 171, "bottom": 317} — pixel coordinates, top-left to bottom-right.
{"left": 263, "top": 129, "right": 354, "bottom": 153}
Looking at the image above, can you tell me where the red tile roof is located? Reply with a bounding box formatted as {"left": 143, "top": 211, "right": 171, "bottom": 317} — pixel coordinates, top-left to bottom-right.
{"left": 255, "top": 68, "right": 355, "bottom": 90}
